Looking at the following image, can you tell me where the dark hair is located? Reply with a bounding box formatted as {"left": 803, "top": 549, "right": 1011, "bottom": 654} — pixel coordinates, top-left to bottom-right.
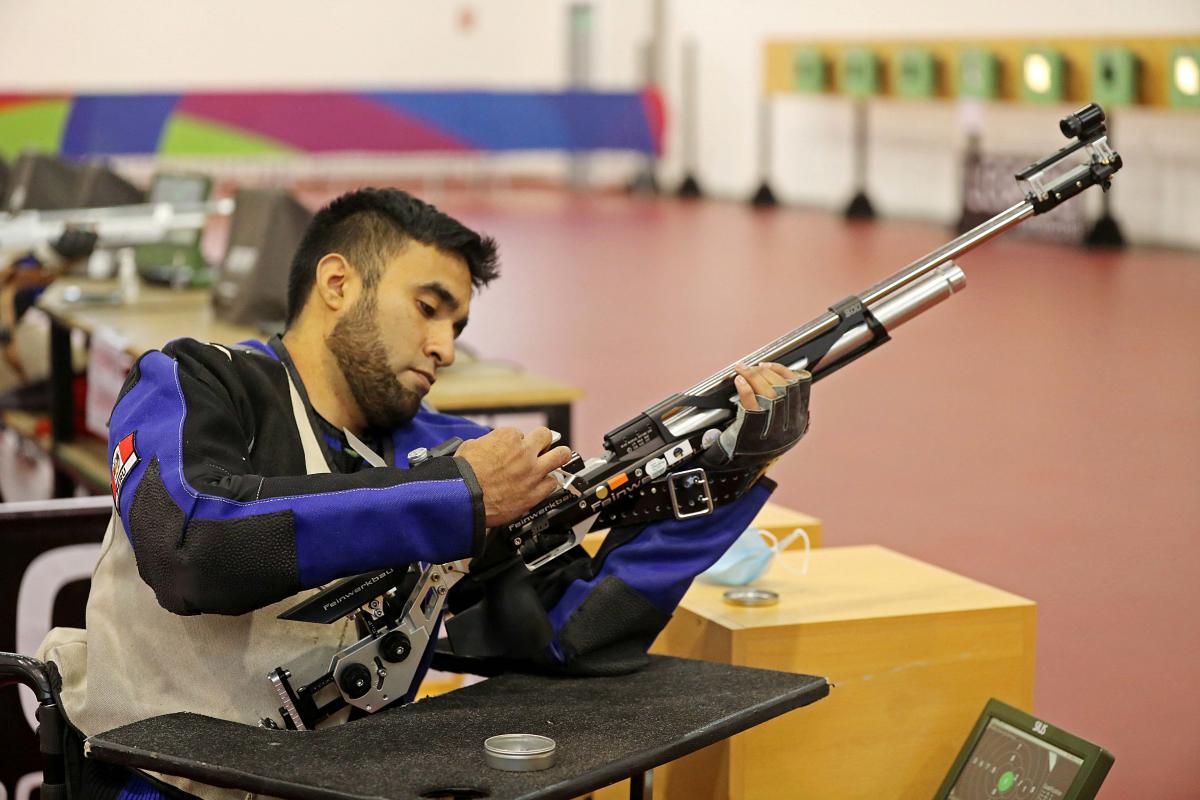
{"left": 285, "top": 187, "right": 500, "bottom": 326}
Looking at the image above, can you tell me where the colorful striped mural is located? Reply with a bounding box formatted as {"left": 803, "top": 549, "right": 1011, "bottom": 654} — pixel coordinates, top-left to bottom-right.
{"left": 0, "top": 89, "right": 665, "bottom": 160}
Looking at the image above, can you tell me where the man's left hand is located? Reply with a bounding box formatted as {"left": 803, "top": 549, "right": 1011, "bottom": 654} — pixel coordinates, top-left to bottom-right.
{"left": 703, "top": 361, "right": 812, "bottom": 468}
{"left": 732, "top": 362, "right": 799, "bottom": 412}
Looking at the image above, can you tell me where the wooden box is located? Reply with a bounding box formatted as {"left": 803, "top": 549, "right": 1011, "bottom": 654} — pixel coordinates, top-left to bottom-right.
{"left": 596, "top": 545, "right": 1036, "bottom": 799}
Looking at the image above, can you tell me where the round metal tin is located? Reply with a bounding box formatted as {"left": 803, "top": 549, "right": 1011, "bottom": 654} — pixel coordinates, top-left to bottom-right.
{"left": 484, "top": 734, "right": 557, "bottom": 772}
{"left": 722, "top": 588, "right": 780, "bottom": 607}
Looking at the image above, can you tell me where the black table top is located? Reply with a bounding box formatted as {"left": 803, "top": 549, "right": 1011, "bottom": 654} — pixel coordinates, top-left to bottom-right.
{"left": 86, "top": 656, "right": 829, "bottom": 800}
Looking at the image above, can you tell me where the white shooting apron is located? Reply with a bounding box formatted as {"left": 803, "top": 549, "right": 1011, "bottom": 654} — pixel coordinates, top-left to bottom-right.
{"left": 40, "top": 368, "right": 354, "bottom": 800}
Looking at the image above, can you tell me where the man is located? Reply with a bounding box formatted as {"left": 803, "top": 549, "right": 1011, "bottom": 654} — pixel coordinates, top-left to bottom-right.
{"left": 39, "top": 188, "right": 809, "bottom": 799}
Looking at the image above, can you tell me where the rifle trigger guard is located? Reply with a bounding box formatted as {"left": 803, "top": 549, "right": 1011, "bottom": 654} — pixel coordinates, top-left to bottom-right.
{"left": 667, "top": 468, "right": 714, "bottom": 520}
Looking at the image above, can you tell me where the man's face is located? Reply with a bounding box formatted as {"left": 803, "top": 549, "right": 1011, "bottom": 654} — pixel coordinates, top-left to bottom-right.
{"left": 326, "top": 242, "right": 472, "bottom": 430}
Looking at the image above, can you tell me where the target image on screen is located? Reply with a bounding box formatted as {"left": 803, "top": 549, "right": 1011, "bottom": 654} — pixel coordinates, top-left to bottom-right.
{"left": 948, "top": 718, "right": 1083, "bottom": 799}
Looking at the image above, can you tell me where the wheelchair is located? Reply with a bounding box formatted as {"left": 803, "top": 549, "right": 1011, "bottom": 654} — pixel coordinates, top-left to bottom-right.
{"left": 1, "top": 652, "right": 65, "bottom": 800}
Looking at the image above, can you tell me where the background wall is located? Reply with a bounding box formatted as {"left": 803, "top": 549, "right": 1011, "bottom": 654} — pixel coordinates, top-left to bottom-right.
{"left": 2, "top": 2, "right": 1197, "bottom": 247}
{"left": 0, "top": 1, "right": 655, "bottom": 185}
{"left": 0, "top": 2, "right": 575, "bottom": 89}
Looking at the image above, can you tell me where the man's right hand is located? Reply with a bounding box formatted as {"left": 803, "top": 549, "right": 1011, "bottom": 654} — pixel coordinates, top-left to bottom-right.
{"left": 455, "top": 427, "right": 573, "bottom": 528}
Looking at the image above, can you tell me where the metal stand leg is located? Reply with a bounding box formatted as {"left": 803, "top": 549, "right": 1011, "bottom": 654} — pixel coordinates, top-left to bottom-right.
{"left": 49, "top": 318, "right": 74, "bottom": 444}
{"left": 844, "top": 100, "right": 876, "bottom": 220}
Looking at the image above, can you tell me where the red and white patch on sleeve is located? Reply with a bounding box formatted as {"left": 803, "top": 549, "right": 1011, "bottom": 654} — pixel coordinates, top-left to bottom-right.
{"left": 111, "top": 431, "right": 140, "bottom": 504}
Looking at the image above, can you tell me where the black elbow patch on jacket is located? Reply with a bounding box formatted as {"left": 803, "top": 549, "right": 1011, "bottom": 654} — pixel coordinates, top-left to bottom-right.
{"left": 127, "top": 462, "right": 190, "bottom": 614}
{"left": 128, "top": 458, "right": 299, "bottom": 616}
{"left": 557, "top": 575, "right": 671, "bottom": 676}
{"left": 183, "top": 512, "right": 298, "bottom": 615}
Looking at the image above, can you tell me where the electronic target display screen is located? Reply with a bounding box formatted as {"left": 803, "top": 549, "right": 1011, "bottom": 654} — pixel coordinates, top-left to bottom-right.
{"left": 948, "top": 718, "right": 1082, "bottom": 798}
{"left": 936, "top": 699, "right": 1113, "bottom": 800}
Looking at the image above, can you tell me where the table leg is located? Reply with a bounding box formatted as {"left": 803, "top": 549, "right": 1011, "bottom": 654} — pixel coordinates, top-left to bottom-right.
{"left": 52, "top": 467, "right": 74, "bottom": 499}
{"left": 544, "top": 403, "right": 572, "bottom": 449}
{"left": 456, "top": 403, "right": 573, "bottom": 448}
{"left": 628, "top": 768, "right": 653, "bottom": 800}
{"left": 49, "top": 317, "right": 74, "bottom": 444}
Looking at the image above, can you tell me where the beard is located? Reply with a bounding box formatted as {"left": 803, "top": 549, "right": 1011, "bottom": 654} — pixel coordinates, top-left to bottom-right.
{"left": 326, "top": 290, "right": 423, "bottom": 430}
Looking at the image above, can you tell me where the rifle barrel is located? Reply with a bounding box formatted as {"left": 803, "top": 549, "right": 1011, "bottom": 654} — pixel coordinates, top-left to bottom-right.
{"left": 859, "top": 200, "right": 1031, "bottom": 307}
{"left": 805, "top": 261, "right": 966, "bottom": 373}
{"left": 678, "top": 198, "right": 1034, "bottom": 402}
{"left": 664, "top": 261, "right": 966, "bottom": 438}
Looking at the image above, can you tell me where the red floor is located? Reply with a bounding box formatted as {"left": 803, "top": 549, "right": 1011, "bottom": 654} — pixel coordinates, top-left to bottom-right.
{"left": 418, "top": 187, "right": 1198, "bottom": 798}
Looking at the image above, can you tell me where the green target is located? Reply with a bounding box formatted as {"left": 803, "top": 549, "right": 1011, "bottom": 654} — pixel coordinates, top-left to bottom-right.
{"left": 793, "top": 47, "right": 828, "bottom": 93}
{"left": 1169, "top": 47, "right": 1200, "bottom": 109}
{"left": 1021, "top": 47, "right": 1066, "bottom": 104}
{"left": 957, "top": 49, "right": 999, "bottom": 100}
{"left": 841, "top": 48, "right": 880, "bottom": 98}
{"left": 1091, "top": 47, "right": 1138, "bottom": 107}
{"left": 897, "top": 49, "right": 937, "bottom": 98}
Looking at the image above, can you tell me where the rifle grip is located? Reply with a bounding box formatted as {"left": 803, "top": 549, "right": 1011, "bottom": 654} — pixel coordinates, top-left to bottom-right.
{"left": 445, "top": 558, "right": 553, "bottom": 661}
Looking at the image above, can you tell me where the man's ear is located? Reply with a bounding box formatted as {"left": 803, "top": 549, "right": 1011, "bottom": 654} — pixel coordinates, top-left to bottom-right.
{"left": 314, "top": 253, "right": 354, "bottom": 312}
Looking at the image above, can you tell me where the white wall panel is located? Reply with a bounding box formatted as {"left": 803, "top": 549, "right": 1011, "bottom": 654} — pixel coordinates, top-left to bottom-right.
{"left": 0, "top": 1, "right": 565, "bottom": 89}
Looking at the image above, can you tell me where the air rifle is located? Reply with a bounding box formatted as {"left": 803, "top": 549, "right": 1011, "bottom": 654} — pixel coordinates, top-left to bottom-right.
{"left": 267, "top": 104, "right": 1122, "bottom": 731}
{"left": 0, "top": 198, "right": 233, "bottom": 254}
{"left": 471, "top": 102, "right": 1123, "bottom": 574}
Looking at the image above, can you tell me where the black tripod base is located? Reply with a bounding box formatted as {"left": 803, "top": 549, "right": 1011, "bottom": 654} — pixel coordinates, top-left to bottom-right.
{"left": 1085, "top": 213, "right": 1126, "bottom": 248}
{"left": 677, "top": 174, "right": 703, "bottom": 199}
{"left": 844, "top": 190, "right": 876, "bottom": 219}
{"left": 626, "top": 168, "right": 659, "bottom": 196}
{"left": 750, "top": 181, "right": 779, "bottom": 208}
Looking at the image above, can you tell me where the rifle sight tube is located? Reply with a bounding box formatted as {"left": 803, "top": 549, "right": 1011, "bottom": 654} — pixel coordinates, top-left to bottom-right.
{"left": 807, "top": 261, "right": 966, "bottom": 372}
{"left": 663, "top": 262, "right": 966, "bottom": 438}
